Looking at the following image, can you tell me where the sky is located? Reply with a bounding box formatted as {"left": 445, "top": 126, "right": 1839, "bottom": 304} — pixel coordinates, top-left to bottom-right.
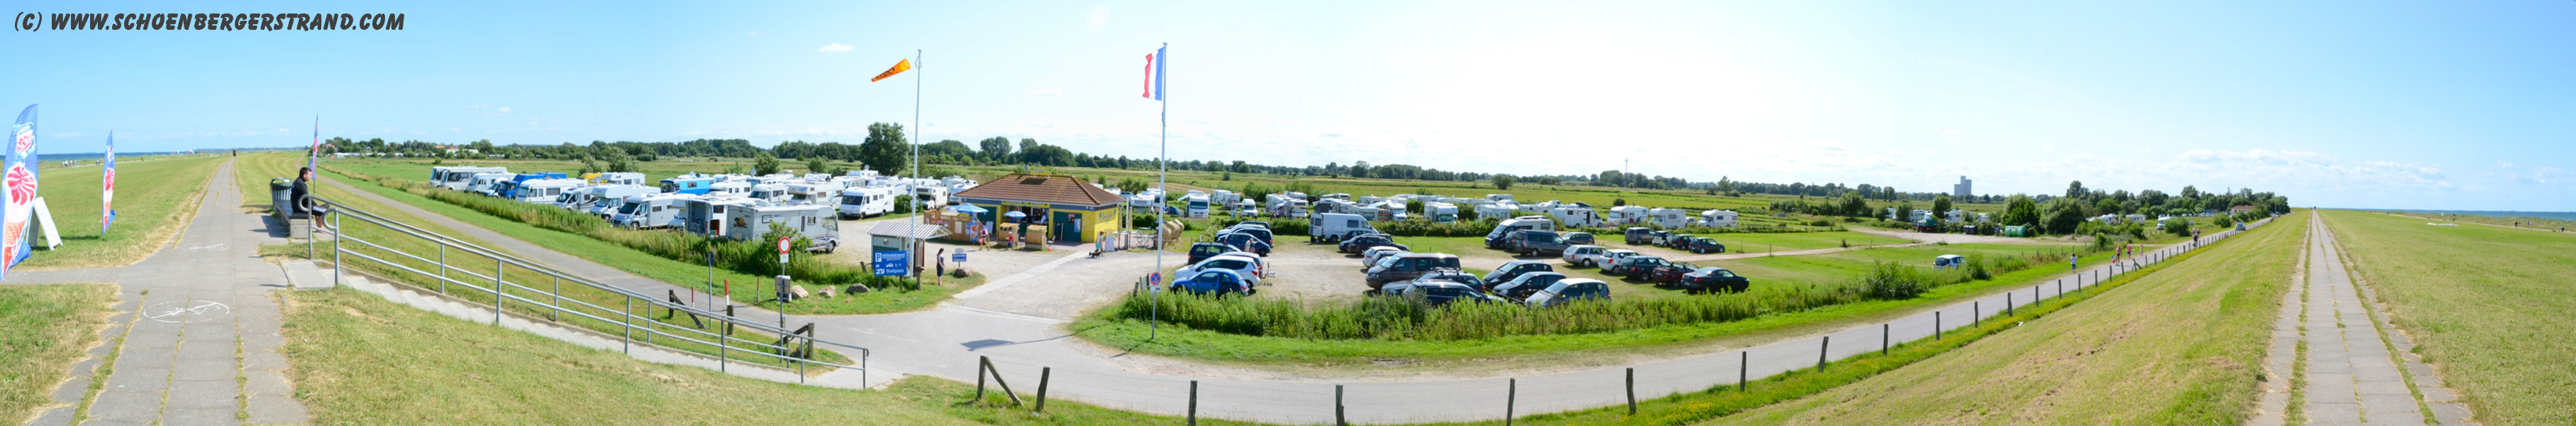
{"left": 5, "top": 1, "right": 2575, "bottom": 211}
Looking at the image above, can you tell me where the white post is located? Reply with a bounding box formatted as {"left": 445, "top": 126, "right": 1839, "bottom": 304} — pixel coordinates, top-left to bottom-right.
{"left": 909, "top": 48, "right": 923, "bottom": 289}
{"left": 1153, "top": 42, "right": 1167, "bottom": 339}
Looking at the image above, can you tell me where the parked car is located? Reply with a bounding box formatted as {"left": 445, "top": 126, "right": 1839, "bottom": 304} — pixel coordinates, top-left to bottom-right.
{"left": 1216, "top": 232, "right": 1272, "bottom": 256}
{"left": 1365, "top": 253, "right": 1463, "bottom": 289}
{"left": 1646, "top": 261, "right": 1699, "bottom": 285}
{"left": 1490, "top": 272, "right": 1569, "bottom": 300}
{"left": 1596, "top": 249, "right": 1641, "bottom": 269}
{"left": 1603, "top": 256, "right": 1672, "bottom": 280}
{"left": 1177, "top": 255, "right": 1266, "bottom": 283}
{"left": 1222, "top": 225, "right": 1275, "bottom": 246}
{"left": 1483, "top": 216, "right": 1557, "bottom": 248}
{"left": 1680, "top": 237, "right": 1726, "bottom": 254}
{"left": 1562, "top": 245, "right": 1610, "bottom": 267}
{"left": 1168, "top": 270, "right": 1255, "bottom": 296}
{"left": 1339, "top": 234, "right": 1406, "bottom": 254}
{"left": 1360, "top": 246, "right": 1411, "bottom": 268}
{"left": 1622, "top": 227, "right": 1658, "bottom": 246}
{"left": 1480, "top": 261, "right": 1556, "bottom": 290}
{"left": 1523, "top": 278, "right": 1612, "bottom": 307}
{"left": 1933, "top": 254, "right": 1965, "bottom": 268}
{"left": 1397, "top": 269, "right": 1485, "bottom": 292}
{"left": 1503, "top": 230, "right": 1572, "bottom": 256}
{"left": 1187, "top": 243, "right": 1234, "bottom": 264}
{"left": 1562, "top": 231, "right": 1597, "bottom": 246}
{"left": 1382, "top": 273, "right": 1513, "bottom": 307}
{"left": 1661, "top": 234, "right": 1697, "bottom": 248}
{"left": 1677, "top": 267, "right": 1750, "bottom": 294}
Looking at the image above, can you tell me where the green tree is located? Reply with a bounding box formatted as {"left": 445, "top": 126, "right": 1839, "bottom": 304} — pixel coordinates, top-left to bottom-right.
{"left": 1894, "top": 201, "right": 1915, "bottom": 222}
{"left": 1932, "top": 195, "right": 1953, "bottom": 220}
{"left": 1492, "top": 175, "right": 1516, "bottom": 190}
{"left": 978, "top": 136, "right": 1013, "bottom": 162}
{"left": 2002, "top": 195, "right": 2041, "bottom": 227}
{"left": 858, "top": 122, "right": 911, "bottom": 175}
{"left": 2096, "top": 198, "right": 2122, "bottom": 216}
{"left": 806, "top": 156, "right": 828, "bottom": 175}
{"left": 753, "top": 150, "right": 782, "bottom": 175}
{"left": 2065, "top": 180, "right": 2088, "bottom": 199}
{"left": 2045, "top": 199, "right": 2086, "bottom": 234}
{"left": 603, "top": 148, "right": 636, "bottom": 173}
{"left": 1613, "top": 197, "right": 1628, "bottom": 207}
{"left": 1841, "top": 191, "right": 1871, "bottom": 217}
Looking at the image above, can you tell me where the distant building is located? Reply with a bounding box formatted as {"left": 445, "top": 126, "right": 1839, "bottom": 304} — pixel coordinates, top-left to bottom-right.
{"left": 1953, "top": 176, "right": 1972, "bottom": 198}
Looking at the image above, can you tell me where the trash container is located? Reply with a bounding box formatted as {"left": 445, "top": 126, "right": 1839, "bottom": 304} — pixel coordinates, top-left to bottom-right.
{"left": 269, "top": 178, "right": 294, "bottom": 217}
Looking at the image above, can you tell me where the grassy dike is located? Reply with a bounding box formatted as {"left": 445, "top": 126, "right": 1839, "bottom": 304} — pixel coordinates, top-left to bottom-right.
{"left": 0, "top": 283, "right": 115, "bottom": 422}
{"left": 2321, "top": 209, "right": 2576, "bottom": 425}
{"left": 17, "top": 155, "right": 223, "bottom": 269}
{"left": 1685, "top": 210, "right": 2306, "bottom": 425}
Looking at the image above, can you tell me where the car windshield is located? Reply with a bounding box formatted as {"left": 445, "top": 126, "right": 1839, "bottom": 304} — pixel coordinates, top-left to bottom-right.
{"left": 618, "top": 202, "right": 643, "bottom": 214}
{"left": 1194, "top": 272, "right": 1235, "bottom": 283}
{"left": 1206, "top": 259, "right": 1250, "bottom": 270}
{"left": 1636, "top": 258, "right": 1668, "bottom": 267}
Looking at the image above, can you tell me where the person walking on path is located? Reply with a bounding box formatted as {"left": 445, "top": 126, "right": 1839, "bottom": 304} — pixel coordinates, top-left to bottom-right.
{"left": 2070, "top": 253, "right": 2078, "bottom": 271}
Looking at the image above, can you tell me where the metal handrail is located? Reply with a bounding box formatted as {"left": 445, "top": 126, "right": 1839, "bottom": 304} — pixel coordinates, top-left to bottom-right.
{"left": 308, "top": 196, "right": 869, "bottom": 384}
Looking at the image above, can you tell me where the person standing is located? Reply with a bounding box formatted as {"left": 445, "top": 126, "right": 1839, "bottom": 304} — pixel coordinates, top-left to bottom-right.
{"left": 2070, "top": 254, "right": 2078, "bottom": 271}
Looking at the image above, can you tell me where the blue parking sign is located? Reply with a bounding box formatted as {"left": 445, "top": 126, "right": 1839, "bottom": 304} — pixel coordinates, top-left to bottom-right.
{"left": 872, "top": 251, "right": 910, "bottom": 276}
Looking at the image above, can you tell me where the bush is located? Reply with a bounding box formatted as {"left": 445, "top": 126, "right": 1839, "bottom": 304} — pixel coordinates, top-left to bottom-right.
{"left": 1113, "top": 283, "right": 1865, "bottom": 341}
{"left": 1857, "top": 261, "right": 1933, "bottom": 300}
{"left": 891, "top": 195, "right": 915, "bottom": 214}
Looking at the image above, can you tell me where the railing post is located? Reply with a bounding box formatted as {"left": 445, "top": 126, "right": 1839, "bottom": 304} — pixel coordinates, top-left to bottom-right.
{"left": 1936, "top": 311, "right": 1943, "bottom": 339}
{"left": 494, "top": 258, "right": 506, "bottom": 325}
{"left": 621, "top": 298, "right": 631, "bottom": 354}
{"left": 2006, "top": 293, "right": 2014, "bottom": 315}
{"left": 331, "top": 213, "right": 343, "bottom": 286}
{"left": 551, "top": 276, "right": 561, "bottom": 321}
{"left": 437, "top": 244, "right": 448, "bottom": 295}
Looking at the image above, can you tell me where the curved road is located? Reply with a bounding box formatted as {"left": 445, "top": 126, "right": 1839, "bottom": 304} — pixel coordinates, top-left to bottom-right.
{"left": 320, "top": 176, "right": 2271, "bottom": 424}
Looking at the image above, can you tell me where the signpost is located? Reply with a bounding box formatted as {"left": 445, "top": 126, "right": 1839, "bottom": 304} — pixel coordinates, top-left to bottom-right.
{"left": 872, "top": 251, "right": 909, "bottom": 276}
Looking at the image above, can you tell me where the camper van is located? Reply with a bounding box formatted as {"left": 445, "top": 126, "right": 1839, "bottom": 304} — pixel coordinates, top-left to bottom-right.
{"left": 1484, "top": 216, "right": 1558, "bottom": 249}
{"left": 505, "top": 178, "right": 587, "bottom": 204}
{"left": 1606, "top": 206, "right": 1648, "bottom": 225}
{"left": 660, "top": 175, "right": 716, "bottom": 195}
{"left": 782, "top": 181, "right": 846, "bottom": 204}
{"left": 681, "top": 197, "right": 760, "bottom": 238}
{"left": 1309, "top": 212, "right": 1377, "bottom": 241}
{"left": 719, "top": 203, "right": 842, "bottom": 253}
{"left": 709, "top": 180, "right": 754, "bottom": 197}
{"left": 431, "top": 166, "right": 508, "bottom": 190}
{"left": 610, "top": 194, "right": 691, "bottom": 229}
{"left": 909, "top": 184, "right": 951, "bottom": 209}
{"left": 746, "top": 183, "right": 795, "bottom": 202}
{"left": 586, "top": 172, "right": 646, "bottom": 186}
{"left": 836, "top": 186, "right": 899, "bottom": 219}
{"left": 1425, "top": 202, "right": 1460, "bottom": 223}
{"left": 1699, "top": 209, "right": 1740, "bottom": 227}
{"left": 1648, "top": 208, "right": 1690, "bottom": 229}
{"left": 1185, "top": 194, "right": 1212, "bottom": 219}
{"left": 1549, "top": 207, "right": 1604, "bottom": 228}
{"left": 462, "top": 173, "right": 517, "bottom": 195}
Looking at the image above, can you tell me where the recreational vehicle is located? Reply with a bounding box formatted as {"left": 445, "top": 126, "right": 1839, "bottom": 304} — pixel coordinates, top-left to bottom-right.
{"left": 1606, "top": 206, "right": 1648, "bottom": 225}
{"left": 1699, "top": 209, "right": 1740, "bottom": 227}
{"left": 720, "top": 203, "right": 842, "bottom": 253}
{"left": 1185, "top": 194, "right": 1212, "bottom": 219}
{"left": 681, "top": 197, "right": 760, "bottom": 238}
{"left": 1483, "top": 216, "right": 1558, "bottom": 248}
{"left": 610, "top": 194, "right": 691, "bottom": 229}
{"left": 505, "top": 178, "right": 587, "bottom": 204}
{"left": 1648, "top": 208, "right": 1690, "bottom": 229}
{"left": 836, "top": 186, "right": 899, "bottom": 219}
{"left": 1425, "top": 202, "right": 1460, "bottom": 223}
{"left": 1309, "top": 213, "right": 1377, "bottom": 241}
{"left": 431, "top": 166, "right": 508, "bottom": 190}
{"left": 659, "top": 175, "right": 716, "bottom": 195}
{"left": 462, "top": 173, "right": 517, "bottom": 195}
{"left": 586, "top": 172, "right": 646, "bottom": 186}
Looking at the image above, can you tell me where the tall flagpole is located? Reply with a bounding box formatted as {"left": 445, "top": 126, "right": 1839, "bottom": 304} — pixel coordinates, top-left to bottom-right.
{"left": 1152, "top": 43, "right": 1167, "bottom": 339}
{"left": 910, "top": 49, "right": 923, "bottom": 289}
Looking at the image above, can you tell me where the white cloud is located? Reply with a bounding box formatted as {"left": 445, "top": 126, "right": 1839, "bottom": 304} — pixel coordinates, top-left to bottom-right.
{"left": 496, "top": 107, "right": 512, "bottom": 114}
{"left": 1028, "top": 87, "right": 1062, "bottom": 96}
{"left": 1940, "top": 129, "right": 1965, "bottom": 141}
{"left": 816, "top": 43, "right": 853, "bottom": 53}
{"left": 1087, "top": 5, "right": 1109, "bottom": 31}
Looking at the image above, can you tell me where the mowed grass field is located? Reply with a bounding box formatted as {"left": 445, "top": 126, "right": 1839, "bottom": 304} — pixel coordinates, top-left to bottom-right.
{"left": 1697, "top": 210, "right": 2306, "bottom": 425}
{"left": 18, "top": 155, "right": 223, "bottom": 269}
{"left": 2321, "top": 209, "right": 2576, "bottom": 425}
{"left": 279, "top": 286, "right": 1258, "bottom": 425}
{"left": 0, "top": 283, "right": 114, "bottom": 422}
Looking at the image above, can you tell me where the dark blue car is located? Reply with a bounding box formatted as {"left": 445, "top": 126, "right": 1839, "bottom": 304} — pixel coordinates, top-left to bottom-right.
{"left": 1169, "top": 270, "right": 1255, "bottom": 296}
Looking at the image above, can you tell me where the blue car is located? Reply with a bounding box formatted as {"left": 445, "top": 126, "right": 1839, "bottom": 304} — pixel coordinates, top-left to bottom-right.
{"left": 1168, "top": 270, "right": 1255, "bottom": 296}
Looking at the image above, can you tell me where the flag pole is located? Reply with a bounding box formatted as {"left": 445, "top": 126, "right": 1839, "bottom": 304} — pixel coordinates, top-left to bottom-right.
{"left": 910, "top": 49, "right": 923, "bottom": 289}
{"left": 1152, "top": 42, "right": 1167, "bottom": 340}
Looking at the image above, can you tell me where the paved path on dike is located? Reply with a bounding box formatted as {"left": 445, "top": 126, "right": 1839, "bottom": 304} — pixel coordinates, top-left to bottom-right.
{"left": 2251, "top": 214, "right": 2472, "bottom": 426}
{"left": 316, "top": 173, "right": 2273, "bottom": 423}
{"left": 4, "top": 159, "right": 308, "bottom": 426}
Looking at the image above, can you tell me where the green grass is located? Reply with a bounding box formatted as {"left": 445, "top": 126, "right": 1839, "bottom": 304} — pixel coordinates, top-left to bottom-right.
{"left": 315, "top": 162, "right": 970, "bottom": 315}
{"left": 1689, "top": 210, "right": 2304, "bottom": 425}
{"left": 2321, "top": 209, "right": 2576, "bottom": 425}
{"left": 18, "top": 155, "right": 224, "bottom": 269}
{"left": 1078, "top": 245, "right": 2126, "bottom": 365}
{"left": 0, "top": 283, "right": 114, "bottom": 420}
{"left": 280, "top": 285, "right": 1262, "bottom": 425}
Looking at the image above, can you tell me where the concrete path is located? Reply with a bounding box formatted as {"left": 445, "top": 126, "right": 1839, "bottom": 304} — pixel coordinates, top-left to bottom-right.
{"left": 6, "top": 160, "right": 309, "bottom": 426}
{"left": 2269, "top": 214, "right": 2472, "bottom": 425}
{"left": 309, "top": 167, "right": 2289, "bottom": 423}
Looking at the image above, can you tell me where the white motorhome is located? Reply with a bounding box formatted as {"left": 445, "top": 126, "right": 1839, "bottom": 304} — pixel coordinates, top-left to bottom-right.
{"left": 782, "top": 181, "right": 846, "bottom": 204}
{"left": 1425, "top": 202, "right": 1460, "bottom": 223}
{"left": 721, "top": 203, "right": 842, "bottom": 253}
{"left": 910, "top": 184, "right": 951, "bottom": 209}
{"left": 1475, "top": 202, "right": 1521, "bottom": 220}
{"left": 1699, "top": 209, "right": 1740, "bottom": 227}
{"left": 506, "top": 179, "right": 588, "bottom": 204}
{"left": 610, "top": 194, "right": 692, "bottom": 229}
{"left": 708, "top": 180, "right": 753, "bottom": 197}
{"left": 557, "top": 185, "right": 660, "bottom": 214}
{"left": 587, "top": 172, "right": 646, "bottom": 186}
{"left": 1648, "top": 208, "right": 1690, "bottom": 229}
{"left": 1606, "top": 205, "right": 1649, "bottom": 225}
{"left": 746, "top": 183, "right": 796, "bottom": 202}
{"left": 1369, "top": 200, "right": 1409, "bottom": 222}
{"left": 1184, "top": 194, "right": 1212, "bottom": 219}
{"left": 1212, "top": 190, "right": 1240, "bottom": 205}
{"left": 836, "top": 186, "right": 899, "bottom": 219}
{"left": 681, "top": 197, "right": 760, "bottom": 238}
{"left": 1550, "top": 207, "right": 1604, "bottom": 228}
{"left": 431, "top": 166, "right": 508, "bottom": 190}
{"left": 1485, "top": 194, "right": 1514, "bottom": 203}
{"left": 1310, "top": 212, "right": 1377, "bottom": 241}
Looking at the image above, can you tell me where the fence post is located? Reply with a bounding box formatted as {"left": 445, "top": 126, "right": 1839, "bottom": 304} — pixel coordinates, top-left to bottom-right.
{"left": 1626, "top": 367, "right": 1637, "bottom": 415}
{"left": 975, "top": 356, "right": 989, "bottom": 402}
{"left": 2006, "top": 293, "right": 2013, "bottom": 315}
{"left": 1935, "top": 311, "right": 1942, "bottom": 339}
{"left": 1739, "top": 351, "right": 1748, "bottom": 392}
{"left": 1035, "top": 367, "right": 1052, "bottom": 413}
{"left": 1336, "top": 385, "right": 1346, "bottom": 426}
{"left": 1818, "top": 336, "right": 1830, "bottom": 370}
{"left": 1882, "top": 323, "right": 1890, "bottom": 355}
{"left": 1187, "top": 380, "right": 1199, "bottom": 426}
{"left": 1505, "top": 378, "right": 1516, "bottom": 426}
{"left": 1973, "top": 301, "right": 1980, "bottom": 325}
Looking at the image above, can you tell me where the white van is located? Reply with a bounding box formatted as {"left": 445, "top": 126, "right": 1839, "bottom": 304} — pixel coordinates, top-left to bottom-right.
{"left": 1185, "top": 194, "right": 1212, "bottom": 219}
{"left": 432, "top": 166, "right": 508, "bottom": 190}
{"left": 1699, "top": 209, "right": 1740, "bottom": 227}
{"left": 463, "top": 173, "right": 516, "bottom": 195}
{"left": 836, "top": 187, "right": 899, "bottom": 219}
{"left": 557, "top": 184, "right": 660, "bottom": 214}
{"left": 1483, "top": 216, "right": 1557, "bottom": 248}
{"left": 1309, "top": 212, "right": 1376, "bottom": 241}
{"left": 507, "top": 179, "right": 588, "bottom": 204}
{"left": 611, "top": 194, "right": 691, "bottom": 229}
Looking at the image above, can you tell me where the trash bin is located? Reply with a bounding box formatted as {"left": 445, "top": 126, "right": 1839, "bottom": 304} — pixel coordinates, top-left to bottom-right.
{"left": 269, "top": 178, "right": 294, "bottom": 217}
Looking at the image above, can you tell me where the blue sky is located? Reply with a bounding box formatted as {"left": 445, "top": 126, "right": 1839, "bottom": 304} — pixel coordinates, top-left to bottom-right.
{"left": 6, "top": 1, "right": 2574, "bottom": 211}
